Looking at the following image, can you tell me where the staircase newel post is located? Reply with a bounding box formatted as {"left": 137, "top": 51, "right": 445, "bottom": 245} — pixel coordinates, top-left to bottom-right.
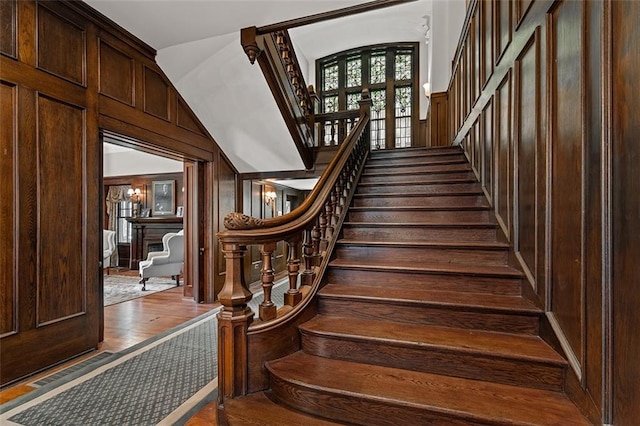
{"left": 301, "top": 227, "right": 315, "bottom": 285}
{"left": 259, "top": 242, "right": 277, "bottom": 321}
{"left": 217, "top": 242, "right": 254, "bottom": 404}
{"left": 285, "top": 235, "right": 302, "bottom": 306}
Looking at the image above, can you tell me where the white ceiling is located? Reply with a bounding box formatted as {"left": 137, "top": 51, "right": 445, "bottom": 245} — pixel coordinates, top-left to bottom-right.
{"left": 85, "top": 0, "right": 463, "bottom": 173}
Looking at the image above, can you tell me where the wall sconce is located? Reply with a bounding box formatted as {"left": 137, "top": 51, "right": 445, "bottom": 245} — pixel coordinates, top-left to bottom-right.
{"left": 264, "top": 190, "right": 277, "bottom": 217}
{"left": 423, "top": 82, "right": 431, "bottom": 99}
{"left": 264, "top": 190, "right": 277, "bottom": 205}
{"left": 128, "top": 188, "right": 141, "bottom": 217}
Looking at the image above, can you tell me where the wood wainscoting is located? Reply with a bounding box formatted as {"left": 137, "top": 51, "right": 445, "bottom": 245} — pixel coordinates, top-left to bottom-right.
{"left": 447, "top": 0, "right": 640, "bottom": 424}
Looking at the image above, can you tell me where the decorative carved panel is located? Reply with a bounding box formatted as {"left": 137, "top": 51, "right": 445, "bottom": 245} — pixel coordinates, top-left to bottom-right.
{"left": 37, "top": 5, "right": 86, "bottom": 85}
{"left": 99, "top": 40, "right": 134, "bottom": 105}
{"left": 0, "top": 81, "right": 17, "bottom": 336}
{"left": 0, "top": 0, "right": 17, "bottom": 58}
{"left": 143, "top": 66, "right": 169, "bottom": 120}
{"left": 36, "top": 94, "right": 85, "bottom": 325}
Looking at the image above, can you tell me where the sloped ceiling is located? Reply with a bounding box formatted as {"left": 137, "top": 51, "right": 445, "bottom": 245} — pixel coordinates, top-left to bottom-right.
{"left": 85, "top": 1, "right": 463, "bottom": 173}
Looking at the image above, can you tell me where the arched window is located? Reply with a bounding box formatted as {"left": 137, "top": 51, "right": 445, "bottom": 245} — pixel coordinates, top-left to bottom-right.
{"left": 317, "top": 43, "right": 419, "bottom": 150}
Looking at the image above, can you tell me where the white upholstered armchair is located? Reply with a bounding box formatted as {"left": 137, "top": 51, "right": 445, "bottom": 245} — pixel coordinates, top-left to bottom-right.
{"left": 138, "top": 230, "right": 184, "bottom": 291}
{"left": 103, "top": 230, "right": 116, "bottom": 274}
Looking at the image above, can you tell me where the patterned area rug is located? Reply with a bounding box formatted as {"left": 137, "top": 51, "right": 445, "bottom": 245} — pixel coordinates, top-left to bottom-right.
{"left": 0, "top": 278, "right": 290, "bottom": 425}
{"left": 104, "top": 274, "right": 176, "bottom": 306}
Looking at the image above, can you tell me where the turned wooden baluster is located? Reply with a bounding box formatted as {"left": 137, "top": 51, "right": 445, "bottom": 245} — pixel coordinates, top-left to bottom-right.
{"left": 259, "top": 242, "right": 277, "bottom": 321}
{"left": 330, "top": 120, "right": 337, "bottom": 146}
{"left": 301, "top": 227, "right": 315, "bottom": 285}
{"left": 285, "top": 236, "right": 302, "bottom": 306}
{"left": 334, "top": 178, "right": 344, "bottom": 218}
{"left": 318, "top": 202, "right": 329, "bottom": 252}
{"left": 217, "top": 243, "right": 254, "bottom": 401}
{"left": 326, "top": 191, "right": 336, "bottom": 240}
{"left": 312, "top": 217, "right": 322, "bottom": 263}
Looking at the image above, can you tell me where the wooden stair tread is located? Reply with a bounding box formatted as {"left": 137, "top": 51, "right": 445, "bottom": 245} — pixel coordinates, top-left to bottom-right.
{"left": 365, "top": 158, "right": 467, "bottom": 168}
{"left": 343, "top": 221, "right": 498, "bottom": 228}
{"left": 224, "top": 391, "right": 342, "bottom": 425}
{"left": 370, "top": 147, "right": 461, "bottom": 159}
{"left": 354, "top": 190, "right": 484, "bottom": 198}
{"left": 300, "top": 316, "right": 564, "bottom": 364}
{"left": 348, "top": 205, "right": 491, "bottom": 211}
{"left": 362, "top": 167, "right": 472, "bottom": 177}
{"left": 358, "top": 177, "right": 477, "bottom": 186}
{"left": 328, "top": 258, "right": 523, "bottom": 277}
{"left": 337, "top": 239, "right": 510, "bottom": 250}
{"left": 267, "top": 352, "right": 588, "bottom": 425}
{"left": 319, "top": 283, "right": 538, "bottom": 313}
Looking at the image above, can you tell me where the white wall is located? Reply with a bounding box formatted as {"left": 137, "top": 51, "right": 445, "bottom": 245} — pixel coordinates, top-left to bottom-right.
{"left": 104, "top": 149, "right": 183, "bottom": 177}
{"left": 430, "top": 0, "right": 466, "bottom": 93}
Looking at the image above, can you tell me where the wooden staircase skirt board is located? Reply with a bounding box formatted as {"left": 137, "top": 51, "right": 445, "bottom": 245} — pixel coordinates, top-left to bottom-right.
{"left": 325, "top": 267, "right": 523, "bottom": 295}
{"left": 341, "top": 224, "right": 499, "bottom": 242}
{"left": 266, "top": 352, "right": 589, "bottom": 426}
{"left": 318, "top": 285, "right": 540, "bottom": 334}
{"left": 224, "top": 391, "right": 343, "bottom": 425}
{"left": 299, "top": 316, "right": 566, "bottom": 391}
{"left": 361, "top": 162, "right": 472, "bottom": 175}
{"left": 356, "top": 182, "right": 482, "bottom": 195}
{"left": 352, "top": 194, "right": 489, "bottom": 208}
{"left": 360, "top": 170, "right": 477, "bottom": 183}
{"left": 334, "top": 243, "right": 510, "bottom": 266}
{"left": 347, "top": 207, "right": 494, "bottom": 223}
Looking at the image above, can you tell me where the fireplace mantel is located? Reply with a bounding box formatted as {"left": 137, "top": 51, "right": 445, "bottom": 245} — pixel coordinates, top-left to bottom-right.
{"left": 127, "top": 217, "right": 183, "bottom": 269}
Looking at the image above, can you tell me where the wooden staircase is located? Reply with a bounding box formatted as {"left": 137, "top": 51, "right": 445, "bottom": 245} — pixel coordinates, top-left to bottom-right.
{"left": 222, "top": 146, "right": 589, "bottom": 425}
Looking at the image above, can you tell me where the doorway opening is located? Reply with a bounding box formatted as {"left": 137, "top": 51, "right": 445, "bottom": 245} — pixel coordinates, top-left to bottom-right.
{"left": 100, "top": 132, "right": 213, "bottom": 351}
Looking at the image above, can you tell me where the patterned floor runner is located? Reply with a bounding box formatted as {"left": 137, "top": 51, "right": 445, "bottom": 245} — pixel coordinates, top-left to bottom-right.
{"left": 0, "top": 278, "right": 289, "bottom": 425}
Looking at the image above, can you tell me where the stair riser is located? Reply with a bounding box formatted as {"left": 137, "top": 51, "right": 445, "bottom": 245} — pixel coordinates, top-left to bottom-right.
{"left": 301, "top": 333, "right": 565, "bottom": 392}
{"left": 362, "top": 163, "right": 471, "bottom": 175}
{"left": 325, "top": 267, "right": 522, "bottom": 295}
{"left": 269, "top": 374, "right": 484, "bottom": 426}
{"left": 357, "top": 182, "right": 482, "bottom": 195}
{"left": 366, "top": 156, "right": 466, "bottom": 167}
{"left": 353, "top": 195, "right": 489, "bottom": 208}
{"left": 370, "top": 147, "right": 462, "bottom": 160}
{"left": 335, "top": 245, "right": 509, "bottom": 266}
{"left": 360, "top": 171, "right": 476, "bottom": 184}
{"left": 342, "top": 226, "right": 498, "bottom": 242}
{"left": 348, "top": 209, "right": 493, "bottom": 223}
{"left": 318, "top": 298, "right": 540, "bottom": 334}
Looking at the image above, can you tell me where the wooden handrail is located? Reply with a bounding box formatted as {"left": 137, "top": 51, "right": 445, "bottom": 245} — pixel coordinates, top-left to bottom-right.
{"left": 224, "top": 90, "right": 370, "bottom": 231}
{"left": 217, "top": 95, "right": 371, "bottom": 401}
{"left": 241, "top": 27, "right": 316, "bottom": 169}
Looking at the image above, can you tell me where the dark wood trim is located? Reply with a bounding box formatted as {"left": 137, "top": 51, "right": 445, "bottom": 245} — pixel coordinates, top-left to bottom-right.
{"left": 256, "top": 0, "right": 417, "bottom": 34}
{"left": 240, "top": 169, "right": 319, "bottom": 181}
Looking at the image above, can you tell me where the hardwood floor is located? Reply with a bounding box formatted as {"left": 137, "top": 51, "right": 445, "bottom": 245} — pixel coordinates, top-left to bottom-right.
{"left": 0, "top": 276, "right": 219, "bottom": 409}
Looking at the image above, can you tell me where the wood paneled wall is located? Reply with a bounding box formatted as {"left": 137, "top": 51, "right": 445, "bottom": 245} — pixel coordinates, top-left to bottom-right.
{"left": 447, "top": 1, "right": 639, "bottom": 424}
{"left": 0, "top": 0, "right": 236, "bottom": 385}
{"left": 241, "top": 180, "right": 306, "bottom": 284}
{"left": 427, "top": 91, "right": 449, "bottom": 147}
